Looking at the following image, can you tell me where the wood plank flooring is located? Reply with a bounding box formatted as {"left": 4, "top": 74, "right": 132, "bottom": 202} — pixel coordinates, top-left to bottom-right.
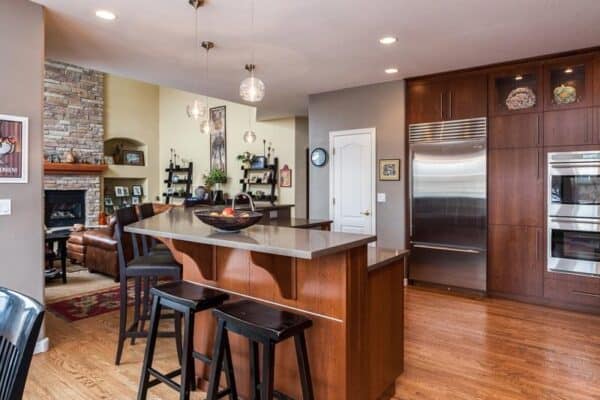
{"left": 24, "top": 287, "right": 600, "bottom": 399}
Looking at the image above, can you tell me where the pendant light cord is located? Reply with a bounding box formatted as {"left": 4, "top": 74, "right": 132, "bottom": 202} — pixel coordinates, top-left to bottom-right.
{"left": 251, "top": 0, "right": 255, "bottom": 65}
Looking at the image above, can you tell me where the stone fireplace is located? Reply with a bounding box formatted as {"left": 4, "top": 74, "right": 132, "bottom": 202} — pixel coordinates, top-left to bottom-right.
{"left": 44, "top": 190, "right": 86, "bottom": 228}
{"left": 43, "top": 60, "right": 104, "bottom": 227}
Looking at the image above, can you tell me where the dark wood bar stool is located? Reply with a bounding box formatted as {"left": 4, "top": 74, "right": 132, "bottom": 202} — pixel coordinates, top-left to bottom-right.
{"left": 137, "top": 281, "right": 234, "bottom": 400}
{"left": 206, "top": 300, "right": 315, "bottom": 400}
{"left": 137, "top": 203, "right": 170, "bottom": 255}
{"left": 114, "top": 206, "right": 183, "bottom": 365}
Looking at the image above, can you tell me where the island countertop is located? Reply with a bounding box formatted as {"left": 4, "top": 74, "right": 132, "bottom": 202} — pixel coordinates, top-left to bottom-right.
{"left": 125, "top": 207, "right": 375, "bottom": 259}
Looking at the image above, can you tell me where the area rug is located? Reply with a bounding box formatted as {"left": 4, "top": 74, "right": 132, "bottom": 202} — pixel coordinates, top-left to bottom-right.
{"left": 47, "top": 284, "right": 135, "bottom": 322}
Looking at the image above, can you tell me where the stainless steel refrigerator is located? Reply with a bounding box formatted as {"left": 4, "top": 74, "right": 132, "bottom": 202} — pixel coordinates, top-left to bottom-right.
{"left": 408, "top": 117, "right": 487, "bottom": 292}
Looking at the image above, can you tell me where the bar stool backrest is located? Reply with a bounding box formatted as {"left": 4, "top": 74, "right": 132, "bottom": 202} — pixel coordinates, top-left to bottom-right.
{"left": 115, "top": 206, "right": 141, "bottom": 281}
{"left": 0, "top": 287, "right": 44, "bottom": 400}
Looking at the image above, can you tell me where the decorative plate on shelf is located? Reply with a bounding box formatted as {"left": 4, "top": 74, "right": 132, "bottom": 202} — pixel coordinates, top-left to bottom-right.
{"left": 505, "top": 87, "right": 536, "bottom": 110}
{"left": 553, "top": 84, "right": 577, "bottom": 105}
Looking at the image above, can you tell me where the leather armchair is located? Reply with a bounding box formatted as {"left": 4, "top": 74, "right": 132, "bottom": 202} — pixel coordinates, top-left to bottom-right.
{"left": 83, "top": 204, "right": 174, "bottom": 281}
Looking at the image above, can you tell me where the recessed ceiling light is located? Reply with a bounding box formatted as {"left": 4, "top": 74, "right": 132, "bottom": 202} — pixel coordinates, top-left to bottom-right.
{"left": 95, "top": 10, "right": 116, "bottom": 21}
{"left": 564, "top": 67, "right": 573, "bottom": 74}
{"left": 379, "top": 36, "right": 397, "bottom": 45}
{"left": 385, "top": 68, "right": 399, "bottom": 74}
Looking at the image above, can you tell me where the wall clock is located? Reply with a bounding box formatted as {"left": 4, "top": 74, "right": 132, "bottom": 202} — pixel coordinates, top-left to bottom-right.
{"left": 310, "top": 148, "right": 328, "bottom": 167}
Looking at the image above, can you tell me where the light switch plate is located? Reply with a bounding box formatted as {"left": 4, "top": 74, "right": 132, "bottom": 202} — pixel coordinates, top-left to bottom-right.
{"left": 377, "top": 193, "right": 386, "bottom": 203}
{"left": 0, "top": 199, "right": 11, "bottom": 216}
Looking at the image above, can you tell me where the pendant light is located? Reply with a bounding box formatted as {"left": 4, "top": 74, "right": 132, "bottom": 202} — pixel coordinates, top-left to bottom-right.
{"left": 199, "top": 41, "right": 214, "bottom": 135}
{"left": 240, "top": 0, "right": 265, "bottom": 102}
{"left": 186, "top": 2, "right": 207, "bottom": 120}
{"left": 243, "top": 107, "right": 257, "bottom": 143}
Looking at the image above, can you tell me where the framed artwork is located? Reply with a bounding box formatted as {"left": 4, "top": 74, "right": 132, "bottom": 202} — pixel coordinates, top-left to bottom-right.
{"left": 379, "top": 159, "right": 401, "bottom": 181}
{"left": 0, "top": 114, "right": 28, "bottom": 183}
{"left": 279, "top": 164, "right": 292, "bottom": 187}
{"left": 114, "top": 186, "right": 125, "bottom": 197}
{"left": 123, "top": 150, "right": 145, "bottom": 166}
{"left": 132, "top": 185, "right": 143, "bottom": 196}
{"left": 104, "top": 197, "right": 113, "bottom": 206}
{"left": 104, "top": 156, "right": 114, "bottom": 165}
{"left": 209, "top": 105, "right": 227, "bottom": 174}
{"left": 123, "top": 187, "right": 130, "bottom": 196}
{"left": 131, "top": 196, "right": 140, "bottom": 205}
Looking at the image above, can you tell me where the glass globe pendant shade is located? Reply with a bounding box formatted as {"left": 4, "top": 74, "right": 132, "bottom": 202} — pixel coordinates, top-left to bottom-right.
{"left": 243, "top": 130, "right": 257, "bottom": 143}
{"left": 187, "top": 99, "right": 207, "bottom": 120}
{"left": 240, "top": 64, "right": 265, "bottom": 102}
{"left": 200, "top": 119, "right": 210, "bottom": 135}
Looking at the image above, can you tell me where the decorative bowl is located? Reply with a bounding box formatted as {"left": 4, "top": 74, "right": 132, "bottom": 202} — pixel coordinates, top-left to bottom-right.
{"left": 194, "top": 209, "right": 263, "bottom": 232}
{"left": 553, "top": 84, "right": 577, "bottom": 105}
{"left": 505, "top": 87, "right": 536, "bottom": 110}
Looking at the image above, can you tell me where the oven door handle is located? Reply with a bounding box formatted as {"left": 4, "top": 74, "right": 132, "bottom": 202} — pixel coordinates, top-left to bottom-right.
{"left": 550, "top": 163, "right": 600, "bottom": 168}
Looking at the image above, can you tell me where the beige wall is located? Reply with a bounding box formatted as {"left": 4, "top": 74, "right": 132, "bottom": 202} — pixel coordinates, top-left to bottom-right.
{"left": 294, "top": 117, "right": 309, "bottom": 218}
{"left": 158, "top": 87, "right": 299, "bottom": 208}
{"left": 0, "top": 0, "right": 45, "bottom": 304}
{"left": 308, "top": 81, "right": 406, "bottom": 248}
{"left": 104, "top": 75, "right": 160, "bottom": 202}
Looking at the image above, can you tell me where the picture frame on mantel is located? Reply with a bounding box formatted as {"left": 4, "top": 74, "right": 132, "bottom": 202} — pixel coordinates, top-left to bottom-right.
{"left": 379, "top": 159, "right": 401, "bottom": 181}
{"left": 0, "top": 114, "right": 28, "bottom": 183}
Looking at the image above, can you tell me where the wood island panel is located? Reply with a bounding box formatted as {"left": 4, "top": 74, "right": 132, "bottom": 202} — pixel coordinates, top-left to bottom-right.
{"left": 161, "top": 240, "right": 404, "bottom": 400}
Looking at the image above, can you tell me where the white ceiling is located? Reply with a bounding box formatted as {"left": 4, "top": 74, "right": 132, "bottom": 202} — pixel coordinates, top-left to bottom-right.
{"left": 35, "top": 0, "right": 600, "bottom": 119}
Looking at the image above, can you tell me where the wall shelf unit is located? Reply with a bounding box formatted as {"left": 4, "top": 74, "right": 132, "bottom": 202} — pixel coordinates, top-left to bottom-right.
{"left": 240, "top": 157, "right": 278, "bottom": 204}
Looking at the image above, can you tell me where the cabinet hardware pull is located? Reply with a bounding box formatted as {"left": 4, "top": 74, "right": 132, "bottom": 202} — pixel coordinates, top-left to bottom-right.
{"left": 537, "top": 114, "right": 542, "bottom": 145}
{"left": 440, "top": 92, "right": 443, "bottom": 120}
{"left": 537, "top": 150, "right": 541, "bottom": 180}
{"left": 449, "top": 91, "right": 453, "bottom": 120}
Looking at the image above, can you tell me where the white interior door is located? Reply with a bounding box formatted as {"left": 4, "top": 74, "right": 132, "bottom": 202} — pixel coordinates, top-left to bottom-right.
{"left": 329, "top": 128, "right": 376, "bottom": 235}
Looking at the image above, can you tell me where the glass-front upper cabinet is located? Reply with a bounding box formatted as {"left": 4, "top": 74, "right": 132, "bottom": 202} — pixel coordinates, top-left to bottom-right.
{"left": 544, "top": 54, "right": 594, "bottom": 110}
{"left": 489, "top": 63, "right": 543, "bottom": 116}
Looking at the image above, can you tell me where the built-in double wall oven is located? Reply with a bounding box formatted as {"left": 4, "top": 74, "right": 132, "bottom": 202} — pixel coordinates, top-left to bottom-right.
{"left": 548, "top": 151, "right": 600, "bottom": 276}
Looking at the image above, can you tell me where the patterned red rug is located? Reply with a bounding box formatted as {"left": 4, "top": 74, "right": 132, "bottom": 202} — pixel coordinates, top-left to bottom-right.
{"left": 47, "top": 284, "right": 135, "bottom": 322}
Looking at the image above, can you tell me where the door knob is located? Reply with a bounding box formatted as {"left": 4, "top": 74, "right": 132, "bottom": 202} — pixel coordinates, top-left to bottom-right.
{"left": 361, "top": 210, "right": 371, "bottom": 216}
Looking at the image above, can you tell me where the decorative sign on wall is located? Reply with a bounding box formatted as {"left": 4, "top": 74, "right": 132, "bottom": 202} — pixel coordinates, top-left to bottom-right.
{"left": 379, "top": 159, "right": 401, "bottom": 181}
{"left": 279, "top": 164, "right": 292, "bottom": 187}
{"left": 209, "top": 105, "right": 227, "bottom": 174}
{"left": 0, "top": 114, "right": 28, "bottom": 183}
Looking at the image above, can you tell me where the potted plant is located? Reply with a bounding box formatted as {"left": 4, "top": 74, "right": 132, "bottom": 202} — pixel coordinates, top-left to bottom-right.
{"left": 237, "top": 152, "right": 254, "bottom": 169}
{"left": 204, "top": 168, "right": 228, "bottom": 204}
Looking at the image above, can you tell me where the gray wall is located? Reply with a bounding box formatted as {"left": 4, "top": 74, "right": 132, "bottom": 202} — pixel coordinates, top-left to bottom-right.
{"left": 308, "top": 80, "right": 405, "bottom": 248}
{"left": 294, "top": 117, "right": 309, "bottom": 219}
{"left": 0, "top": 0, "right": 45, "bottom": 305}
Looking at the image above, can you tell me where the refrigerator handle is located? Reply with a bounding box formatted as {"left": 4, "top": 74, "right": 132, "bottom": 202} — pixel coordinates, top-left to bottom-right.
{"left": 412, "top": 243, "right": 481, "bottom": 254}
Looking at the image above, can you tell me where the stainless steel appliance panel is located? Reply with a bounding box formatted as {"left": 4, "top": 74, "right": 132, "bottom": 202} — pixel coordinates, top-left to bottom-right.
{"left": 408, "top": 118, "right": 487, "bottom": 291}
{"left": 548, "top": 217, "right": 600, "bottom": 276}
{"left": 410, "top": 138, "right": 487, "bottom": 250}
{"left": 548, "top": 151, "right": 600, "bottom": 219}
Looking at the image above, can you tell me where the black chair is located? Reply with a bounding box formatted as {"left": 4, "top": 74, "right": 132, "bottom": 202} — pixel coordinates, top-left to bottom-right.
{"left": 137, "top": 281, "right": 233, "bottom": 400}
{"left": 0, "top": 287, "right": 44, "bottom": 400}
{"left": 137, "top": 203, "right": 170, "bottom": 255}
{"left": 206, "top": 300, "right": 315, "bottom": 400}
{"left": 114, "top": 206, "right": 183, "bottom": 365}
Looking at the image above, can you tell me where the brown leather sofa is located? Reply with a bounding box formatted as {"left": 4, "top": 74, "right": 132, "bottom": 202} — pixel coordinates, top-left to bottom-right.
{"left": 83, "top": 204, "right": 174, "bottom": 281}
{"left": 67, "top": 231, "right": 86, "bottom": 265}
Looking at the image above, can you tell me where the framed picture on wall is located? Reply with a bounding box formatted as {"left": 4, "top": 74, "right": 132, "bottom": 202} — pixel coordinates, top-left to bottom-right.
{"left": 132, "top": 185, "right": 143, "bottom": 196}
{"left": 123, "top": 150, "right": 145, "bottom": 166}
{"left": 209, "top": 105, "right": 226, "bottom": 174}
{"left": 0, "top": 114, "right": 28, "bottom": 183}
{"left": 379, "top": 159, "right": 401, "bottom": 181}
{"left": 279, "top": 164, "right": 292, "bottom": 187}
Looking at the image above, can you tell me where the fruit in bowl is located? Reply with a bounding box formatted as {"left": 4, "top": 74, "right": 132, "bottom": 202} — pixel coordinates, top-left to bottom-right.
{"left": 194, "top": 207, "right": 263, "bottom": 232}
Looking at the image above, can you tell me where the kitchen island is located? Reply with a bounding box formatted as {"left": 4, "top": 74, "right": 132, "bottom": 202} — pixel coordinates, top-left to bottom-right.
{"left": 126, "top": 207, "right": 404, "bottom": 399}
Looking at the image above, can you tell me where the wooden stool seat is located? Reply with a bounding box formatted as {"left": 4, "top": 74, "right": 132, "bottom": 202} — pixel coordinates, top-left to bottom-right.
{"left": 151, "top": 281, "right": 229, "bottom": 312}
{"left": 213, "top": 300, "right": 312, "bottom": 341}
{"left": 207, "top": 300, "right": 315, "bottom": 400}
{"left": 138, "top": 281, "right": 234, "bottom": 400}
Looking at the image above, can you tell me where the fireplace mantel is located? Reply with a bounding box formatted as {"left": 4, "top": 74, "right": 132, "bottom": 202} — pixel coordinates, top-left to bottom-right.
{"left": 44, "top": 162, "right": 108, "bottom": 175}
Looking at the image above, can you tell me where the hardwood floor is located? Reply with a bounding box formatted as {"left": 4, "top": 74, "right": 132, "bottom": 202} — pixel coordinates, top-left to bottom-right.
{"left": 25, "top": 288, "right": 600, "bottom": 399}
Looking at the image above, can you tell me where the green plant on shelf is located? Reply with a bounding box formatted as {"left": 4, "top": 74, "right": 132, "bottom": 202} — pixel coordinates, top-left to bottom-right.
{"left": 203, "top": 168, "right": 228, "bottom": 190}
{"left": 237, "top": 152, "right": 254, "bottom": 169}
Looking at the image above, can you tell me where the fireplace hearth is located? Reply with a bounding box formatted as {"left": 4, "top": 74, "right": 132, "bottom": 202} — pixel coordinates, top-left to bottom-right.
{"left": 45, "top": 190, "right": 86, "bottom": 228}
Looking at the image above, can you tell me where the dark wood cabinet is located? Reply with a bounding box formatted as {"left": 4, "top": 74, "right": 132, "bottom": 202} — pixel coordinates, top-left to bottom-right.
{"left": 407, "top": 74, "right": 486, "bottom": 124}
{"left": 447, "top": 75, "right": 487, "bottom": 120}
{"left": 543, "top": 108, "right": 594, "bottom": 146}
{"left": 489, "top": 63, "right": 544, "bottom": 116}
{"left": 594, "top": 55, "right": 600, "bottom": 106}
{"left": 544, "top": 273, "right": 600, "bottom": 307}
{"left": 489, "top": 148, "right": 543, "bottom": 227}
{"left": 406, "top": 81, "right": 446, "bottom": 124}
{"left": 595, "top": 107, "right": 600, "bottom": 144}
{"left": 488, "top": 225, "right": 543, "bottom": 297}
{"left": 489, "top": 113, "right": 542, "bottom": 149}
{"left": 544, "top": 54, "right": 594, "bottom": 111}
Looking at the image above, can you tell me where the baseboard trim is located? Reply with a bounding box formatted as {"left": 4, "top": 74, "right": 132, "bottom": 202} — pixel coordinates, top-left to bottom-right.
{"left": 34, "top": 337, "right": 49, "bottom": 354}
